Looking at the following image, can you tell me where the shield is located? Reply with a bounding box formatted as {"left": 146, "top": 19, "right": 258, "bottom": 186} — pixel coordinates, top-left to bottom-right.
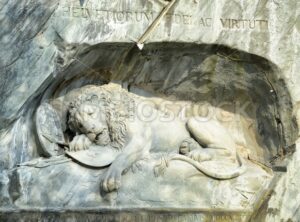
{"left": 35, "top": 103, "right": 66, "bottom": 157}
{"left": 66, "top": 145, "right": 120, "bottom": 168}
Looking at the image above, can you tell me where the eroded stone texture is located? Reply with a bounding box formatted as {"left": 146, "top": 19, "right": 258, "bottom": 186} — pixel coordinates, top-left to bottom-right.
{"left": 0, "top": 0, "right": 299, "bottom": 221}
{"left": 25, "top": 159, "right": 269, "bottom": 208}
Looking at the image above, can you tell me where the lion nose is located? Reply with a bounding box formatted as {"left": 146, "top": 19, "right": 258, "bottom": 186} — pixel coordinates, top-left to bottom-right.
{"left": 85, "top": 124, "right": 95, "bottom": 133}
{"left": 87, "top": 133, "right": 97, "bottom": 141}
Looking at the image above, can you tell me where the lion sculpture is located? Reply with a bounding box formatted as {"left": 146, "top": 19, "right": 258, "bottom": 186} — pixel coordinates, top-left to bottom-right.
{"left": 67, "top": 83, "right": 245, "bottom": 192}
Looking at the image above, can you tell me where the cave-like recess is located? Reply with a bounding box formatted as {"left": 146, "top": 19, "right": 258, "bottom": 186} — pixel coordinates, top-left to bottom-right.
{"left": 42, "top": 43, "right": 297, "bottom": 166}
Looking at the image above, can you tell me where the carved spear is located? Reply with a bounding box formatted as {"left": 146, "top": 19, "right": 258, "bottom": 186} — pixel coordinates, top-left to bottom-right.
{"left": 136, "top": 0, "right": 177, "bottom": 50}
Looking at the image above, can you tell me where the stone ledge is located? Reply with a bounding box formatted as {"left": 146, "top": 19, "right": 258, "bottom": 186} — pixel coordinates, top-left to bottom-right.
{"left": 0, "top": 209, "right": 251, "bottom": 222}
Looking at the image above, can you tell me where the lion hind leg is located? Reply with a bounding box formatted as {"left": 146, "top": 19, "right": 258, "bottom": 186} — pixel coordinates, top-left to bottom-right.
{"left": 186, "top": 118, "right": 235, "bottom": 157}
{"left": 186, "top": 117, "right": 213, "bottom": 147}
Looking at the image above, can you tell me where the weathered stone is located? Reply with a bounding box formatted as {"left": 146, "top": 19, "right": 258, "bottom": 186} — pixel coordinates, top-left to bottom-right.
{"left": 0, "top": 0, "right": 299, "bottom": 221}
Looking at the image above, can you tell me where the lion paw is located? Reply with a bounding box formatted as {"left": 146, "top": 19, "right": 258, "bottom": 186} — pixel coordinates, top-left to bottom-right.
{"left": 179, "top": 138, "right": 202, "bottom": 155}
{"left": 101, "top": 166, "right": 122, "bottom": 192}
{"left": 69, "top": 134, "right": 92, "bottom": 152}
{"left": 130, "top": 161, "right": 143, "bottom": 174}
{"left": 188, "top": 148, "right": 212, "bottom": 162}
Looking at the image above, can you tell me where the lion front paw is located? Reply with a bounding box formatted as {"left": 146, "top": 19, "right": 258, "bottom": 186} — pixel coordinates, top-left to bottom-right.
{"left": 69, "top": 134, "right": 92, "bottom": 152}
{"left": 101, "top": 166, "right": 122, "bottom": 192}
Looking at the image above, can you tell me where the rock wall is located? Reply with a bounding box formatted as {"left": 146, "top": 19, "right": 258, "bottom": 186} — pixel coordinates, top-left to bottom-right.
{"left": 0, "top": 0, "right": 299, "bottom": 221}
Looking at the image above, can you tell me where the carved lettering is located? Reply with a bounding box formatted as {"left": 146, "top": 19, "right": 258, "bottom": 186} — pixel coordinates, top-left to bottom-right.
{"left": 174, "top": 14, "right": 181, "bottom": 24}
{"left": 183, "top": 15, "right": 192, "bottom": 25}
{"left": 198, "top": 18, "right": 212, "bottom": 27}
{"left": 126, "top": 11, "right": 133, "bottom": 21}
{"left": 205, "top": 18, "right": 212, "bottom": 27}
{"left": 116, "top": 11, "right": 125, "bottom": 22}
{"left": 62, "top": 6, "right": 70, "bottom": 17}
{"left": 164, "top": 13, "right": 192, "bottom": 25}
{"left": 220, "top": 18, "right": 228, "bottom": 28}
{"left": 220, "top": 18, "right": 268, "bottom": 30}
{"left": 71, "top": 7, "right": 89, "bottom": 18}
{"left": 144, "top": 11, "right": 154, "bottom": 21}
{"left": 106, "top": 11, "right": 113, "bottom": 21}
{"left": 232, "top": 19, "right": 239, "bottom": 28}
{"left": 211, "top": 214, "right": 247, "bottom": 221}
{"left": 136, "top": 11, "right": 143, "bottom": 22}
{"left": 257, "top": 19, "right": 268, "bottom": 29}
{"left": 56, "top": 6, "right": 268, "bottom": 31}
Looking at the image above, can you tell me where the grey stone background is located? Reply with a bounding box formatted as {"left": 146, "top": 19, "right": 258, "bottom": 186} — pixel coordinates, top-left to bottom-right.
{"left": 0, "top": 0, "right": 300, "bottom": 221}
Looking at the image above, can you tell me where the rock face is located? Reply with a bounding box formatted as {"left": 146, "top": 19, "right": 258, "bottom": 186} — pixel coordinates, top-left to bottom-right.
{"left": 0, "top": 0, "right": 299, "bottom": 221}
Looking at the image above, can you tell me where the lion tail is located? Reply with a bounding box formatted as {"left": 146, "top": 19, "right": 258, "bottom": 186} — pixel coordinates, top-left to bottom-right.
{"left": 154, "top": 153, "right": 246, "bottom": 180}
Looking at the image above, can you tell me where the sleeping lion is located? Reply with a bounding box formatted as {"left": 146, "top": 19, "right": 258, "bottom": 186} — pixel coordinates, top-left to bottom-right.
{"left": 67, "top": 83, "right": 245, "bottom": 192}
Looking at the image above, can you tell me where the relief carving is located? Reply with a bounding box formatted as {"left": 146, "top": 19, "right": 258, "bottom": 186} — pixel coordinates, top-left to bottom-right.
{"left": 37, "top": 83, "right": 249, "bottom": 193}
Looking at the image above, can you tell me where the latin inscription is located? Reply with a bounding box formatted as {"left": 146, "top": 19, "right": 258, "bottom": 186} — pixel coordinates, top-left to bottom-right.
{"left": 220, "top": 18, "right": 268, "bottom": 30}
{"left": 56, "top": 6, "right": 268, "bottom": 31}
{"left": 210, "top": 215, "right": 248, "bottom": 221}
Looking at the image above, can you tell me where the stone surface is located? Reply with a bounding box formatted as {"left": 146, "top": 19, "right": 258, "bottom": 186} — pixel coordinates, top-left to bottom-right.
{"left": 4, "top": 156, "right": 271, "bottom": 209}
{"left": 0, "top": 0, "right": 299, "bottom": 221}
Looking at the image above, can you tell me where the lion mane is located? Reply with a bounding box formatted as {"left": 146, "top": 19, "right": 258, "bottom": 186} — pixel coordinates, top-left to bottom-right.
{"left": 67, "top": 84, "right": 137, "bottom": 150}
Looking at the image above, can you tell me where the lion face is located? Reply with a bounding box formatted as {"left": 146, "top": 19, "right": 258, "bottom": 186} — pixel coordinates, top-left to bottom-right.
{"left": 71, "top": 103, "right": 111, "bottom": 146}
{"left": 68, "top": 86, "right": 131, "bottom": 150}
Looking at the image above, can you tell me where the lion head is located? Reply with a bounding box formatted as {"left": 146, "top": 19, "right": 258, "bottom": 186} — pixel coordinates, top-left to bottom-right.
{"left": 67, "top": 84, "right": 136, "bottom": 150}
